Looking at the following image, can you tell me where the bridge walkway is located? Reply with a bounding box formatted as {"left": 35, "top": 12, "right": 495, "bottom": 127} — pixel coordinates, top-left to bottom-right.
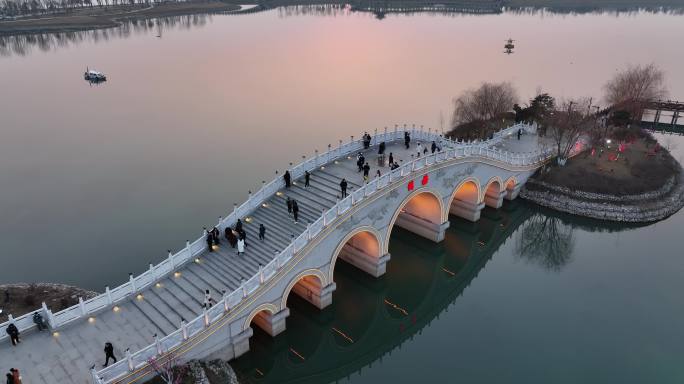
{"left": 0, "top": 134, "right": 464, "bottom": 384}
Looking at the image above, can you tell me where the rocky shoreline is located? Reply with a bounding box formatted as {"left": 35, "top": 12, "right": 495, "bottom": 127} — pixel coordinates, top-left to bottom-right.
{"left": 0, "top": 283, "right": 98, "bottom": 322}
{"left": 520, "top": 167, "right": 684, "bottom": 223}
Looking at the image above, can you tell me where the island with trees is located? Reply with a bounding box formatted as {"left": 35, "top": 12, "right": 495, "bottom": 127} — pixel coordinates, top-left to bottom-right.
{"left": 448, "top": 64, "right": 684, "bottom": 222}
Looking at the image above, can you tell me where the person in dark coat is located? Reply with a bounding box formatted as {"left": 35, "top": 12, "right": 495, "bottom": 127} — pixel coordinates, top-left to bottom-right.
{"left": 378, "top": 142, "right": 385, "bottom": 155}
{"left": 238, "top": 229, "right": 248, "bottom": 247}
{"left": 517, "top": 128, "right": 522, "bottom": 140}
{"left": 388, "top": 152, "right": 394, "bottom": 166}
{"left": 225, "top": 227, "right": 237, "bottom": 248}
{"left": 235, "top": 219, "right": 243, "bottom": 233}
{"left": 304, "top": 171, "right": 310, "bottom": 187}
{"left": 9, "top": 369, "right": 20, "bottom": 384}
{"left": 206, "top": 232, "right": 214, "bottom": 251}
{"left": 5, "top": 323, "right": 19, "bottom": 346}
{"left": 32, "top": 312, "right": 46, "bottom": 331}
{"left": 404, "top": 132, "right": 411, "bottom": 149}
{"left": 284, "top": 170, "right": 291, "bottom": 188}
{"left": 6, "top": 373, "right": 13, "bottom": 384}
{"left": 259, "top": 224, "right": 266, "bottom": 240}
{"left": 356, "top": 154, "right": 365, "bottom": 172}
{"left": 103, "top": 342, "right": 116, "bottom": 367}
{"left": 292, "top": 200, "right": 300, "bottom": 223}
{"left": 431, "top": 141, "right": 437, "bottom": 153}
{"left": 340, "top": 179, "right": 348, "bottom": 198}
{"left": 363, "top": 163, "right": 370, "bottom": 181}
{"left": 286, "top": 197, "right": 293, "bottom": 215}
{"left": 211, "top": 227, "right": 220, "bottom": 245}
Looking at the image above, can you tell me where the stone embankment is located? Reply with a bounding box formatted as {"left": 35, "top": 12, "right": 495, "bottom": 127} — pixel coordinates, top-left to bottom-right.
{"left": 520, "top": 167, "right": 684, "bottom": 222}
{"left": 0, "top": 283, "right": 97, "bottom": 321}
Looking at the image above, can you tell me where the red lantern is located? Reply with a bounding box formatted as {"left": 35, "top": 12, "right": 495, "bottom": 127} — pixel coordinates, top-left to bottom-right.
{"left": 407, "top": 180, "right": 414, "bottom": 191}
{"left": 421, "top": 174, "right": 429, "bottom": 186}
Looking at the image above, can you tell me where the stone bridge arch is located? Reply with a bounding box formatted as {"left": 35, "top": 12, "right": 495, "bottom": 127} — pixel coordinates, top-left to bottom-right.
{"left": 280, "top": 269, "right": 330, "bottom": 311}
{"left": 329, "top": 226, "right": 385, "bottom": 282}
{"left": 384, "top": 187, "right": 448, "bottom": 253}
{"left": 448, "top": 177, "right": 485, "bottom": 222}
{"left": 483, "top": 176, "right": 506, "bottom": 209}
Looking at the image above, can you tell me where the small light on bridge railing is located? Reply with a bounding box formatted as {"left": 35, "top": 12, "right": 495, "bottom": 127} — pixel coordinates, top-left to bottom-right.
{"left": 276, "top": 191, "right": 283, "bottom": 197}
{"left": 136, "top": 294, "right": 144, "bottom": 301}
{"left": 194, "top": 257, "right": 201, "bottom": 264}
{"left": 262, "top": 203, "right": 269, "bottom": 208}
{"left": 88, "top": 317, "right": 96, "bottom": 324}
{"left": 52, "top": 331, "right": 60, "bottom": 338}
{"left": 245, "top": 217, "right": 253, "bottom": 223}
{"left": 155, "top": 282, "right": 162, "bottom": 288}
{"left": 334, "top": 160, "right": 339, "bottom": 164}
{"left": 174, "top": 272, "right": 181, "bottom": 278}
{"left": 606, "top": 139, "right": 612, "bottom": 144}
{"left": 347, "top": 156, "right": 352, "bottom": 160}
{"left": 113, "top": 306, "right": 120, "bottom": 312}
{"left": 320, "top": 166, "right": 325, "bottom": 170}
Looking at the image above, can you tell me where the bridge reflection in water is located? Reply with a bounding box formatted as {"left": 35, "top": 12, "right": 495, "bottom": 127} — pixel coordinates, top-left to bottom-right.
{"left": 232, "top": 201, "right": 532, "bottom": 383}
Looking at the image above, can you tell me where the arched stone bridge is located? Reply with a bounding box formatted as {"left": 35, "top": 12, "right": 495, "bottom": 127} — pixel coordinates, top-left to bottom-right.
{"left": 0, "top": 124, "right": 550, "bottom": 383}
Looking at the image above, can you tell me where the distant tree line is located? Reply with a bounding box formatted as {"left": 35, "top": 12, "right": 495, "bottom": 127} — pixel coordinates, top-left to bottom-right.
{"left": 0, "top": 0, "right": 186, "bottom": 17}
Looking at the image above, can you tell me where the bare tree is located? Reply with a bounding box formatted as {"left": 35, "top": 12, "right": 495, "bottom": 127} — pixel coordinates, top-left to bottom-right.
{"left": 515, "top": 213, "right": 574, "bottom": 272}
{"left": 604, "top": 63, "right": 668, "bottom": 121}
{"left": 450, "top": 81, "right": 518, "bottom": 139}
{"left": 148, "top": 352, "right": 187, "bottom": 384}
{"left": 545, "top": 98, "right": 596, "bottom": 166}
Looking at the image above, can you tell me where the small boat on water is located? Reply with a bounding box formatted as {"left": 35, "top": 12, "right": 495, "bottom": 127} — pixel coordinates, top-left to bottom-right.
{"left": 84, "top": 69, "right": 107, "bottom": 82}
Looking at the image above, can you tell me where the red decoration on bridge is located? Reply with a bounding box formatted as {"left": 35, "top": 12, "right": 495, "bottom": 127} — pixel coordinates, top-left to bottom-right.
{"left": 407, "top": 180, "right": 414, "bottom": 191}
{"left": 421, "top": 174, "right": 429, "bottom": 186}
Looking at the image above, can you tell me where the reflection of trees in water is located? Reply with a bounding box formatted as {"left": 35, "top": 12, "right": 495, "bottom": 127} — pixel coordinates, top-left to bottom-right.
{"left": 0, "top": 13, "right": 211, "bottom": 57}
{"left": 276, "top": 3, "right": 349, "bottom": 18}
{"left": 505, "top": 5, "right": 684, "bottom": 16}
{"left": 515, "top": 212, "right": 575, "bottom": 272}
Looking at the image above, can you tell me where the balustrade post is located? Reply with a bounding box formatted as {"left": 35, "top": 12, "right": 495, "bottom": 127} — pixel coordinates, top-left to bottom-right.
{"left": 259, "top": 264, "right": 264, "bottom": 284}
{"left": 248, "top": 190, "right": 252, "bottom": 201}
{"left": 384, "top": 126, "right": 388, "bottom": 139}
{"left": 223, "top": 291, "right": 229, "bottom": 312}
{"left": 129, "top": 273, "right": 136, "bottom": 293}
{"left": 306, "top": 223, "right": 311, "bottom": 239}
{"left": 373, "top": 128, "right": 378, "bottom": 145}
{"left": 394, "top": 124, "right": 398, "bottom": 139}
{"left": 389, "top": 169, "right": 393, "bottom": 182}
{"left": 91, "top": 367, "right": 101, "bottom": 384}
{"left": 241, "top": 279, "right": 247, "bottom": 298}
{"left": 338, "top": 139, "right": 342, "bottom": 155}
{"left": 78, "top": 297, "right": 86, "bottom": 316}
{"left": 275, "top": 250, "right": 281, "bottom": 268}
{"left": 105, "top": 286, "right": 113, "bottom": 305}
{"left": 218, "top": 215, "right": 222, "bottom": 227}
{"left": 350, "top": 135, "right": 354, "bottom": 144}
{"left": 181, "top": 320, "right": 188, "bottom": 340}
{"left": 42, "top": 302, "right": 55, "bottom": 329}
{"left": 126, "top": 349, "right": 133, "bottom": 371}
{"left": 233, "top": 203, "right": 237, "bottom": 215}
{"left": 149, "top": 263, "right": 155, "bottom": 281}
{"left": 168, "top": 250, "right": 175, "bottom": 269}
{"left": 203, "top": 307, "right": 209, "bottom": 327}
{"left": 322, "top": 209, "right": 327, "bottom": 226}
{"left": 336, "top": 198, "right": 340, "bottom": 215}
{"left": 154, "top": 333, "right": 162, "bottom": 355}
{"left": 314, "top": 149, "right": 319, "bottom": 166}
{"left": 327, "top": 144, "right": 332, "bottom": 162}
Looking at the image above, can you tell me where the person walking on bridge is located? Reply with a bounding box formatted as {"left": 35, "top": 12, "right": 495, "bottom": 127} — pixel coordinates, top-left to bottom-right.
{"left": 6, "top": 372, "right": 13, "bottom": 384}
{"left": 305, "top": 170, "right": 310, "bottom": 188}
{"left": 363, "top": 163, "right": 370, "bottom": 182}
{"left": 225, "top": 227, "right": 237, "bottom": 248}
{"left": 237, "top": 238, "right": 245, "bottom": 255}
{"left": 431, "top": 141, "right": 437, "bottom": 153}
{"left": 8, "top": 368, "right": 20, "bottom": 384}
{"left": 388, "top": 153, "right": 394, "bottom": 167}
{"left": 6, "top": 323, "right": 19, "bottom": 346}
{"left": 404, "top": 132, "right": 411, "bottom": 149}
{"left": 356, "top": 153, "right": 365, "bottom": 172}
{"left": 235, "top": 219, "right": 243, "bottom": 233}
{"left": 292, "top": 200, "right": 300, "bottom": 224}
{"left": 103, "top": 342, "right": 116, "bottom": 367}
{"left": 206, "top": 232, "right": 214, "bottom": 252}
{"left": 203, "top": 290, "right": 216, "bottom": 309}
{"left": 259, "top": 224, "right": 266, "bottom": 241}
{"left": 287, "top": 196, "right": 293, "bottom": 215}
{"left": 416, "top": 142, "right": 423, "bottom": 157}
{"left": 340, "top": 178, "right": 348, "bottom": 198}
{"left": 284, "top": 170, "right": 292, "bottom": 188}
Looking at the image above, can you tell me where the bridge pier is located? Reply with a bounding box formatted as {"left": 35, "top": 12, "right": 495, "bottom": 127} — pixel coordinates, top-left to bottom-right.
{"left": 251, "top": 308, "right": 289, "bottom": 337}
{"left": 339, "top": 244, "right": 391, "bottom": 277}
{"left": 484, "top": 189, "right": 506, "bottom": 209}
{"left": 395, "top": 213, "right": 450, "bottom": 242}
{"left": 504, "top": 184, "right": 522, "bottom": 201}
{"left": 231, "top": 328, "right": 253, "bottom": 358}
{"left": 291, "top": 278, "right": 337, "bottom": 309}
{"left": 449, "top": 200, "right": 484, "bottom": 222}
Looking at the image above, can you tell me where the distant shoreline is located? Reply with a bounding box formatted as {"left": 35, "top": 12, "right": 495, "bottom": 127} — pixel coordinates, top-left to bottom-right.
{"left": 0, "top": 1, "right": 243, "bottom": 36}
{"left": 2, "top": 0, "right": 684, "bottom": 36}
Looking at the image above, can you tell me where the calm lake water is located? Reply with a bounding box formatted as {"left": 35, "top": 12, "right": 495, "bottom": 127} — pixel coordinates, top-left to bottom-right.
{"left": 1, "top": 6, "right": 684, "bottom": 383}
